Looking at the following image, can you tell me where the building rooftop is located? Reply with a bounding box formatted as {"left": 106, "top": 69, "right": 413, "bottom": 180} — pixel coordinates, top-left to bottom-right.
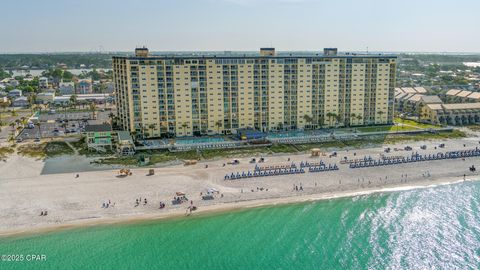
{"left": 407, "top": 94, "right": 424, "bottom": 102}
{"left": 117, "top": 131, "right": 133, "bottom": 142}
{"left": 85, "top": 124, "right": 112, "bottom": 132}
{"left": 426, "top": 104, "right": 443, "bottom": 110}
{"left": 113, "top": 48, "right": 397, "bottom": 60}
{"left": 414, "top": 87, "right": 428, "bottom": 93}
{"left": 401, "top": 87, "right": 417, "bottom": 94}
{"left": 446, "top": 89, "right": 462, "bottom": 96}
{"left": 443, "top": 103, "right": 480, "bottom": 110}
{"left": 467, "top": 92, "right": 480, "bottom": 100}
{"left": 395, "top": 92, "right": 408, "bottom": 99}
{"left": 420, "top": 95, "right": 442, "bottom": 104}
{"left": 456, "top": 90, "right": 472, "bottom": 97}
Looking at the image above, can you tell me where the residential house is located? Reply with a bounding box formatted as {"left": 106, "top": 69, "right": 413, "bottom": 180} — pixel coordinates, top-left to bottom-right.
{"left": 37, "top": 92, "right": 55, "bottom": 104}
{"left": 39, "top": 77, "right": 49, "bottom": 90}
{"left": 8, "top": 89, "right": 22, "bottom": 99}
{"left": 12, "top": 96, "right": 28, "bottom": 107}
{"left": 76, "top": 79, "right": 92, "bottom": 94}
{"left": 116, "top": 131, "right": 135, "bottom": 155}
{"left": 84, "top": 124, "right": 113, "bottom": 152}
{"left": 59, "top": 82, "right": 75, "bottom": 95}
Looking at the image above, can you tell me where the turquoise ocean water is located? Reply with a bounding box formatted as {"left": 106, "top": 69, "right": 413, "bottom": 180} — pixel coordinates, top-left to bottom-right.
{"left": 1, "top": 181, "right": 480, "bottom": 269}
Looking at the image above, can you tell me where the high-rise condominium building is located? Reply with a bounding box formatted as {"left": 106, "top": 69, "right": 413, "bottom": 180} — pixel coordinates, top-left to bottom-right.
{"left": 113, "top": 48, "right": 396, "bottom": 138}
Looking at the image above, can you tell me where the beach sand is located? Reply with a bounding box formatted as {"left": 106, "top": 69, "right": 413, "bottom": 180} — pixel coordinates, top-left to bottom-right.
{"left": 1, "top": 136, "right": 480, "bottom": 237}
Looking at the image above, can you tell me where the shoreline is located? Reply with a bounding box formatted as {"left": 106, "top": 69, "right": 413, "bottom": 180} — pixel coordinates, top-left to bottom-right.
{"left": 0, "top": 174, "right": 473, "bottom": 239}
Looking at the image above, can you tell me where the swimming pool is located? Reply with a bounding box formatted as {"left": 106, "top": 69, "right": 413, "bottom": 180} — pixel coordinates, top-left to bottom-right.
{"left": 175, "top": 137, "right": 225, "bottom": 145}
{"left": 267, "top": 130, "right": 325, "bottom": 139}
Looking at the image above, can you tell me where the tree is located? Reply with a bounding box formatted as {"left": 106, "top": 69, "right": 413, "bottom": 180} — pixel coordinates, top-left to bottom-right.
{"left": 215, "top": 120, "right": 222, "bottom": 134}
{"left": 181, "top": 122, "right": 189, "bottom": 136}
{"left": 108, "top": 112, "right": 115, "bottom": 124}
{"left": 377, "top": 110, "right": 385, "bottom": 123}
{"left": 326, "top": 112, "right": 335, "bottom": 126}
{"left": 0, "top": 68, "right": 10, "bottom": 80}
{"left": 303, "top": 114, "right": 313, "bottom": 129}
{"left": 148, "top": 123, "right": 157, "bottom": 137}
{"left": 317, "top": 116, "right": 324, "bottom": 129}
{"left": 349, "top": 113, "right": 356, "bottom": 126}
{"left": 69, "top": 94, "right": 78, "bottom": 109}
{"left": 9, "top": 122, "right": 15, "bottom": 136}
{"left": 356, "top": 115, "right": 363, "bottom": 126}
{"left": 89, "top": 102, "right": 96, "bottom": 120}
{"left": 28, "top": 93, "right": 37, "bottom": 113}
{"left": 37, "top": 122, "right": 42, "bottom": 138}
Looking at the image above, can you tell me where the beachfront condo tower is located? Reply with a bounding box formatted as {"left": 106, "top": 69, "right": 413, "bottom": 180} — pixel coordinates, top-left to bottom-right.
{"left": 113, "top": 48, "right": 396, "bottom": 137}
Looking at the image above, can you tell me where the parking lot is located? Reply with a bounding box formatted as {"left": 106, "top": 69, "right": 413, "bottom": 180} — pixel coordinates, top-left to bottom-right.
{"left": 16, "top": 110, "right": 112, "bottom": 141}
{"left": 17, "top": 119, "right": 88, "bottom": 141}
{"left": 39, "top": 112, "right": 92, "bottom": 122}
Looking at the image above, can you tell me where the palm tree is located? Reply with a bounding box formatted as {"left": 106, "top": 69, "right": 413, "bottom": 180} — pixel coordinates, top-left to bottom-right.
{"left": 326, "top": 112, "right": 335, "bottom": 126}
{"left": 138, "top": 123, "right": 146, "bottom": 139}
{"left": 9, "top": 122, "right": 15, "bottom": 136}
{"left": 108, "top": 112, "right": 115, "bottom": 124}
{"left": 131, "top": 130, "right": 138, "bottom": 140}
{"left": 20, "top": 117, "right": 27, "bottom": 127}
{"left": 277, "top": 122, "right": 284, "bottom": 131}
{"left": 148, "top": 123, "right": 157, "bottom": 137}
{"left": 0, "top": 101, "right": 9, "bottom": 123}
{"left": 335, "top": 114, "right": 342, "bottom": 126}
{"left": 89, "top": 102, "right": 96, "bottom": 120}
{"left": 356, "top": 115, "right": 363, "bottom": 126}
{"left": 303, "top": 114, "right": 313, "bottom": 129}
{"left": 215, "top": 120, "right": 223, "bottom": 135}
{"left": 181, "top": 122, "right": 189, "bottom": 136}
{"left": 28, "top": 93, "right": 37, "bottom": 113}
{"left": 377, "top": 110, "right": 385, "bottom": 123}
{"left": 69, "top": 94, "right": 78, "bottom": 109}
{"left": 349, "top": 113, "right": 356, "bottom": 126}
{"left": 37, "top": 122, "right": 42, "bottom": 138}
{"left": 317, "top": 116, "right": 324, "bottom": 129}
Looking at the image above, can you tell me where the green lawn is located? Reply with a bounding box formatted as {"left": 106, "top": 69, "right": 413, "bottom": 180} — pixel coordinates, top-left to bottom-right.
{"left": 394, "top": 118, "right": 440, "bottom": 129}
{"left": 0, "top": 147, "right": 14, "bottom": 159}
{"left": 17, "top": 141, "right": 74, "bottom": 159}
{"left": 356, "top": 125, "right": 418, "bottom": 133}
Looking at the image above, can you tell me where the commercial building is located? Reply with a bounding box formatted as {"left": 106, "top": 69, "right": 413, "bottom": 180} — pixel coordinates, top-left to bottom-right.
{"left": 113, "top": 48, "right": 397, "bottom": 138}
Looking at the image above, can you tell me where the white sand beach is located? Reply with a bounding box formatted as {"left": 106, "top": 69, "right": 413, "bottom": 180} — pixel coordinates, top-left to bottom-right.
{"left": 1, "top": 137, "right": 480, "bottom": 237}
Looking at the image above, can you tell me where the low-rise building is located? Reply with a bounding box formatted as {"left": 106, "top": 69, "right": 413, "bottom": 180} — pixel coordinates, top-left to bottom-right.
{"left": 421, "top": 103, "right": 480, "bottom": 125}
{"left": 76, "top": 79, "right": 92, "bottom": 94}
{"left": 8, "top": 89, "right": 22, "bottom": 98}
{"left": 59, "top": 82, "right": 75, "bottom": 95}
{"left": 53, "top": 93, "right": 113, "bottom": 105}
{"left": 37, "top": 92, "right": 55, "bottom": 104}
{"left": 12, "top": 96, "right": 28, "bottom": 107}
{"left": 84, "top": 124, "right": 113, "bottom": 152}
{"left": 116, "top": 131, "right": 135, "bottom": 155}
{"left": 39, "top": 77, "right": 49, "bottom": 89}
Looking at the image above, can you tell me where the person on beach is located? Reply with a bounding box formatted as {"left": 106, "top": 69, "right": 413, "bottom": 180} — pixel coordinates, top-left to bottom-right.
{"left": 144, "top": 198, "right": 147, "bottom": 205}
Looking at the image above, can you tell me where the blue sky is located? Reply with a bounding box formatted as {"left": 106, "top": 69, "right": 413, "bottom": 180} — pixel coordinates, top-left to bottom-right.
{"left": 1, "top": 0, "right": 479, "bottom": 53}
